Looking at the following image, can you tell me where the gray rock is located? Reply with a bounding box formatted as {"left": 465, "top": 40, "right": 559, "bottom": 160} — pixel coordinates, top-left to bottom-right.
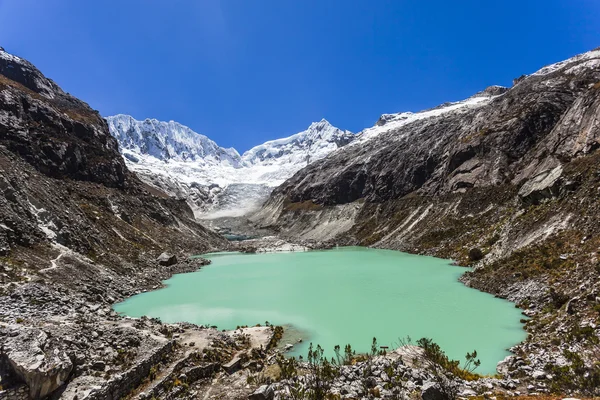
{"left": 496, "top": 355, "right": 513, "bottom": 375}
{"left": 460, "top": 388, "right": 477, "bottom": 397}
{"left": 91, "top": 360, "right": 106, "bottom": 371}
{"left": 223, "top": 355, "right": 242, "bottom": 374}
{"left": 4, "top": 328, "right": 73, "bottom": 400}
{"left": 249, "top": 384, "right": 274, "bottom": 400}
{"left": 156, "top": 252, "right": 178, "bottom": 266}
{"left": 421, "top": 381, "right": 446, "bottom": 400}
{"left": 518, "top": 165, "right": 563, "bottom": 205}
{"left": 532, "top": 370, "right": 547, "bottom": 380}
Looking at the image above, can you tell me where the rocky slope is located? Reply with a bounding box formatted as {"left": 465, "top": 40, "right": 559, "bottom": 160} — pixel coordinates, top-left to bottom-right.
{"left": 0, "top": 47, "right": 245, "bottom": 399}
{"left": 254, "top": 48, "right": 600, "bottom": 394}
{"left": 106, "top": 115, "right": 354, "bottom": 218}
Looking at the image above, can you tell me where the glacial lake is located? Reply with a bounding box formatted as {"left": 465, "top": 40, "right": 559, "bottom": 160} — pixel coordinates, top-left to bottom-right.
{"left": 114, "top": 247, "right": 525, "bottom": 374}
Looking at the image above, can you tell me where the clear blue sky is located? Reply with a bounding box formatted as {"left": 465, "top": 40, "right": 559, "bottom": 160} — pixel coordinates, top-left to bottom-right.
{"left": 1, "top": 1, "right": 598, "bottom": 152}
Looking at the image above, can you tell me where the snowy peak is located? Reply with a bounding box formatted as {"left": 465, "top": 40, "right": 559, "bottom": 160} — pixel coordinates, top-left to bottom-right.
{"left": 530, "top": 48, "right": 600, "bottom": 77}
{"left": 106, "top": 115, "right": 354, "bottom": 217}
{"left": 241, "top": 119, "right": 354, "bottom": 167}
{"left": 106, "top": 114, "right": 242, "bottom": 167}
{"left": 107, "top": 114, "right": 354, "bottom": 171}
{"left": 358, "top": 87, "right": 502, "bottom": 145}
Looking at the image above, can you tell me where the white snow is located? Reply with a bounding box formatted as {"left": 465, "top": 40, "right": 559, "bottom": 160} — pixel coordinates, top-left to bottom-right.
{"left": 0, "top": 49, "right": 24, "bottom": 64}
{"left": 107, "top": 115, "right": 242, "bottom": 166}
{"left": 353, "top": 95, "right": 496, "bottom": 144}
{"left": 242, "top": 119, "right": 353, "bottom": 168}
{"left": 108, "top": 116, "right": 352, "bottom": 189}
{"left": 107, "top": 116, "right": 354, "bottom": 217}
{"left": 531, "top": 49, "right": 600, "bottom": 76}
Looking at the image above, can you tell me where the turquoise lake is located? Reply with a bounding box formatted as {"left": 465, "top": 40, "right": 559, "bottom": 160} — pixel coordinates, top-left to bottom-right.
{"left": 114, "top": 247, "right": 525, "bottom": 374}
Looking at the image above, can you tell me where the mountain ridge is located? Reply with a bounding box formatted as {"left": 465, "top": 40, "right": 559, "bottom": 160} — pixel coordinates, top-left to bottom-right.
{"left": 0, "top": 46, "right": 229, "bottom": 399}
{"left": 106, "top": 82, "right": 517, "bottom": 218}
{"left": 106, "top": 114, "right": 354, "bottom": 217}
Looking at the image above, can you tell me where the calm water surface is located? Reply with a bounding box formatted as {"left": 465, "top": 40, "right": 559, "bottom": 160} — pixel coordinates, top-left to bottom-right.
{"left": 114, "top": 247, "right": 525, "bottom": 374}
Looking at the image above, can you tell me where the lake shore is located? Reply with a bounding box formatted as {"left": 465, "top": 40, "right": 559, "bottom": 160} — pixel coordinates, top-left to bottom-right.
{"left": 0, "top": 239, "right": 582, "bottom": 399}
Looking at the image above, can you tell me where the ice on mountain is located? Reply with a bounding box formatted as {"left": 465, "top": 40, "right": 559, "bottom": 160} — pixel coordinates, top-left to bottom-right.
{"left": 107, "top": 115, "right": 354, "bottom": 218}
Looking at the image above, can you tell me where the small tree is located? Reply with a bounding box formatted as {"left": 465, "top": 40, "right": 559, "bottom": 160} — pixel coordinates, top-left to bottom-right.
{"left": 306, "top": 343, "right": 338, "bottom": 399}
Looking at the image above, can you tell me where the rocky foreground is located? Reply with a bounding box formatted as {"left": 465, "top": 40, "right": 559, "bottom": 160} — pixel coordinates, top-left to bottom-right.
{"left": 0, "top": 243, "right": 583, "bottom": 400}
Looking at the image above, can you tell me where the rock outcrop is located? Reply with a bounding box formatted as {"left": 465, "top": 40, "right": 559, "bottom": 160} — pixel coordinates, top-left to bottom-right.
{"left": 156, "top": 252, "right": 178, "bottom": 266}
{"left": 4, "top": 327, "right": 73, "bottom": 399}
{"left": 518, "top": 165, "right": 563, "bottom": 204}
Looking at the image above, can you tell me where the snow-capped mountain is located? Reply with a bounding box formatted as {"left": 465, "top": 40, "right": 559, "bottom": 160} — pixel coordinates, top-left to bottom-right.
{"left": 106, "top": 116, "right": 354, "bottom": 218}
{"left": 242, "top": 119, "right": 354, "bottom": 166}
{"left": 107, "top": 115, "right": 242, "bottom": 166}
{"left": 353, "top": 85, "right": 508, "bottom": 144}
{"left": 107, "top": 87, "right": 509, "bottom": 219}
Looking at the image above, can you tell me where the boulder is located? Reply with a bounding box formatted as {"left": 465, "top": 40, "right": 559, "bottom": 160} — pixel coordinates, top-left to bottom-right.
{"left": 518, "top": 165, "right": 563, "bottom": 205}
{"left": 4, "top": 327, "right": 73, "bottom": 399}
{"left": 223, "top": 355, "right": 242, "bottom": 374}
{"left": 249, "top": 384, "right": 274, "bottom": 400}
{"left": 496, "top": 355, "right": 513, "bottom": 375}
{"left": 532, "top": 369, "right": 547, "bottom": 380}
{"left": 421, "top": 381, "right": 447, "bottom": 400}
{"left": 459, "top": 388, "right": 477, "bottom": 397}
{"left": 156, "top": 252, "right": 177, "bottom": 266}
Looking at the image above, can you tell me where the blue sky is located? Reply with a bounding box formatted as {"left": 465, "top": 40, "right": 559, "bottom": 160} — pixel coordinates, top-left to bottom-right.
{"left": 0, "top": 1, "right": 598, "bottom": 152}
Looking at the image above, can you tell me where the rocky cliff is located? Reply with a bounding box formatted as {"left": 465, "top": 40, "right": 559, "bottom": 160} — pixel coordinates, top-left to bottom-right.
{"left": 0, "top": 47, "right": 231, "bottom": 399}
{"left": 254, "top": 48, "right": 600, "bottom": 393}
{"left": 0, "top": 46, "right": 227, "bottom": 266}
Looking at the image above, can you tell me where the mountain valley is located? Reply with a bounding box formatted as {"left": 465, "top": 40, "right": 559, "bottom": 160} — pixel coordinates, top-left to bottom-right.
{"left": 1, "top": 44, "right": 600, "bottom": 400}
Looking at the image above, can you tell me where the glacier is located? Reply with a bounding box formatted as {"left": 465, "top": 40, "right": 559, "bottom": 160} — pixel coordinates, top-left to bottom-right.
{"left": 106, "top": 115, "right": 354, "bottom": 218}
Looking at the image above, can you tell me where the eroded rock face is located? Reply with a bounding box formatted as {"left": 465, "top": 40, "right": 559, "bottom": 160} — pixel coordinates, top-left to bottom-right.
{"left": 249, "top": 384, "right": 274, "bottom": 400}
{"left": 3, "top": 327, "right": 73, "bottom": 399}
{"left": 518, "top": 165, "right": 563, "bottom": 204}
{"left": 0, "top": 47, "right": 227, "bottom": 263}
{"left": 0, "top": 48, "right": 126, "bottom": 189}
{"left": 266, "top": 49, "right": 600, "bottom": 207}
